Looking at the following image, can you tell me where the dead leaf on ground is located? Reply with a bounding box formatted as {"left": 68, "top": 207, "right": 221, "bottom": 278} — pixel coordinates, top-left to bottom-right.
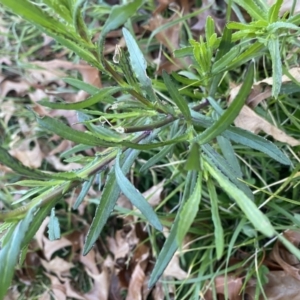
{"left": 126, "top": 244, "right": 149, "bottom": 300}
{"left": 204, "top": 275, "right": 243, "bottom": 300}
{"left": 191, "top": 0, "right": 227, "bottom": 34}
{"left": 41, "top": 257, "right": 74, "bottom": 281}
{"left": 84, "top": 255, "right": 114, "bottom": 300}
{"left": 269, "top": 230, "right": 300, "bottom": 281}
{"left": 144, "top": 13, "right": 181, "bottom": 54}
{"left": 9, "top": 139, "right": 44, "bottom": 169}
{"left": 245, "top": 271, "right": 300, "bottom": 300}
{"left": 142, "top": 180, "right": 165, "bottom": 207}
{"left": 228, "top": 69, "right": 300, "bottom": 147}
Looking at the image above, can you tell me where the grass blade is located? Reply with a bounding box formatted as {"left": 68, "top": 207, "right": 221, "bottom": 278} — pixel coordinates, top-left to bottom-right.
{"left": 204, "top": 157, "right": 275, "bottom": 237}
{"left": 207, "top": 178, "right": 224, "bottom": 259}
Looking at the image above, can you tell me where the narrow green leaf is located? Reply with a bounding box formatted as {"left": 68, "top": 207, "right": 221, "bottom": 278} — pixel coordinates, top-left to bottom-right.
{"left": 149, "top": 171, "right": 197, "bottom": 288}
{"left": 185, "top": 143, "right": 201, "bottom": 171}
{"left": 191, "top": 110, "right": 291, "bottom": 165}
{"left": 37, "top": 115, "right": 115, "bottom": 147}
{"left": 223, "top": 127, "right": 291, "bottom": 165}
{"left": 0, "top": 146, "right": 80, "bottom": 180}
{"left": 42, "top": 0, "right": 73, "bottom": 23}
{"left": 99, "top": 0, "right": 143, "bottom": 54}
{"left": 228, "top": 42, "right": 265, "bottom": 70}
{"left": 21, "top": 197, "right": 62, "bottom": 247}
{"left": 193, "top": 63, "right": 254, "bottom": 144}
{"left": 73, "top": 0, "right": 91, "bottom": 44}
{"left": 83, "top": 133, "right": 156, "bottom": 255}
{"left": 162, "top": 71, "right": 191, "bottom": 121}
{"left": 232, "top": 0, "right": 268, "bottom": 21}
{"left": 9, "top": 180, "right": 64, "bottom": 187}
{"left": 268, "top": 0, "right": 283, "bottom": 23}
{"left": 205, "top": 16, "right": 215, "bottom": 42}
{"left": 204, "top": 158, "right": 275, "bottom": 237}
{"left": 215, "top": 27, "right": 233, "bottom": 61}
{"left": 122, "top": 27, "right": 157, "bottom": 102}
{"left": 63, "top": 78, "right": 100, "bottom": 95}
{"left": 174, "top": 46, "right": 194, "bottom": 58}
{"left": 48, "top": 208, "right": 61, "bottom": 240}
{"left": 268, "top": 36, "right": 281, "bottom": 97}
{"left": 212, "top": 46, "right": 240, "bottom": 74}
{"left": 115, "top": 152, "right": 162, "bottom": 231}
{"left": 202, "top": 144, "right": 254, "bottom": 200}
{"left": 38, "top": 114, "right": 189, "bottom": 150}
{"left": 39, "top": 87, "right": 126, "bottom": 109}
{"left": 73, "top": 175, "right": 95, "bottom": 209}
{"left": 207, "top": 178, "right": 224, "bottom": 259}
{"left": 140, "top": 145, "right": 174, "bottom": 173}
{"left": 217, "top": 136, "right": 243, "bottom": 178}
{"left": 177, "top": 172, "right": 202, "bottom": 245}
{"left": 0, "top": 207, "right": 36, "bottom": 299}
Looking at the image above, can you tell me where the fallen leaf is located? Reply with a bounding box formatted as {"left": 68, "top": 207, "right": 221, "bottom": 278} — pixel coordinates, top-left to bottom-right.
{"left": 41, "top": 257, "right": 74, "bottom": 281}
{"left": 204, "top": 275, "right": 243, "bottom": 300}
{"left": 245, "top": 271, "right": 300, "bottom": 300}
{"left": 269, "top": 230, "right": 300, "bottom": 281}
{"left": 233, "top": 105, "right": 300, "bottom": 146}
{"left": 9, "top": 139, "right": 44, "bottom": 168}
{"left": 142, "top": 180, "right": 164, "bottom": 207}
{"left": 144, "top": 13, "right": 182, "bottom": 53}
{"left": 228, "top": 69, "right": 300, "bottom": 147}
{"left": 84, "top": 255, "right": 114, "bottom": 300}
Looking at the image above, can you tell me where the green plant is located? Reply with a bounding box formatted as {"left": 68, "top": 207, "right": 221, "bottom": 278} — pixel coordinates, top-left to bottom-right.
{"left": 0, "top": 0, "right": 300, "bottom": 298}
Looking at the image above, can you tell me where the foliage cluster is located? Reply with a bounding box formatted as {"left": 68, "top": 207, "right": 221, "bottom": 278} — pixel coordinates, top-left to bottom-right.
{"left": 0, "top": 0, "right": 300, "bottom": 298}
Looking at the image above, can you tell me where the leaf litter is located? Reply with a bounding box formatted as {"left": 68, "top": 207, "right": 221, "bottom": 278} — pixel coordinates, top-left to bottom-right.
{"left": 228, "top": 67, "right": 300, "bottom": 147}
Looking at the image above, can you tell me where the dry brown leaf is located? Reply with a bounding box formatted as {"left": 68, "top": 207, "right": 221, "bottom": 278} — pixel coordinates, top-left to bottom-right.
{"left": 41, "top": 257, "right": 74, "bottom": 281}
{"left": 107, "top": 224, "right": 139, "bottom": 260}
{"left": 35, "top": 217, "right": 73, "bottom": 260}
{"left": 42, "top": 237, "right": 73, "bottom": 261}
{"left": 144, "top": 13, "right": 181, "bottom": 53}
{"left": 163, "top": 252, "right": 188, "bottom": 280}
{"left": 233, "top": 105, "right": 300, "bottom": 146}
{"left": 245, "top": 271, "right": 300, "bottom": 300}
{"left": 126, "top": 255, "right": 148, "bottom": 300}
{"left": 191, "top": 0, "right": 227, "bottom": 34}
{"left": 269, "top": 230, "right": 300, "bottom": 281}
{"left": 151, "top": 282, "right": 165, "bottom": 300}
{"left": 257, "top": 67, "right": 300, "bottom": 86}
{"left": 84, "top": 255, "right": 114, "bottom": 300}
{"left": 0, "top": 99, "right": 17, "bottom": 125}
{"left": 267, "top": 0, "right": 300, "bottom": 15}
{"left": 204, "top": 275, "right": 243, "bottom": 300}
{"left": 228, "top": 69, "right": 300, "bottom": 147}
{"left": 0, "top": 80, "right": 30, "bottom": 101}
{"left": 45, "top": 155, "right": 82, "bottom": 172}
{"left": 9, "top": 139, "right": 44, "bottom": 168}
{"left": 142, "top": 180, "right": 164, "bottom": 207}
{"left": 79, "top": 233, "right": 101, "bottom": 275}
{"left": 45, "top": 273, "right": 85, "bottom": 300}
